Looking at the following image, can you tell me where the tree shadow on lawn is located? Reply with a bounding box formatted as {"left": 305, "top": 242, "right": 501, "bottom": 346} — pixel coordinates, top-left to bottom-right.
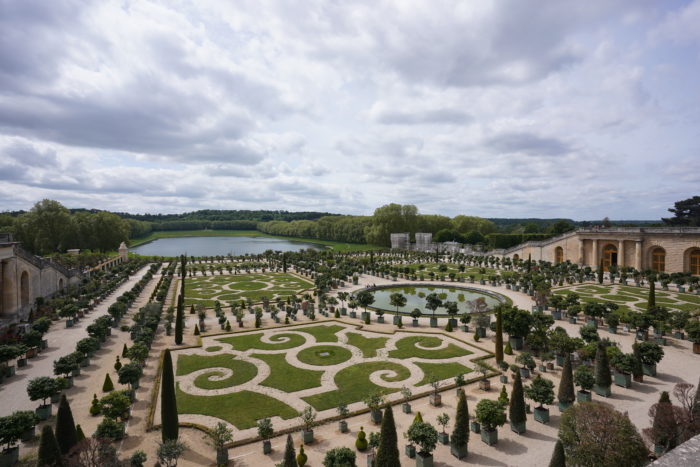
{"left": 450, "top": 452, "right": 508, "bottom": 466}
{"left": 632, "top": 381, "right": 664, "bottom": 394}
{"left": 492, "top": 437, "right": 528, "bottom": 455}
{"left": 609, "top": 392, "right": 642, "bottom": 402}
{"left": 522, "top": 428, "right": 558, "bottom": 443}
{"left": 655, "top": 372, "right": 687, "bottom": 384}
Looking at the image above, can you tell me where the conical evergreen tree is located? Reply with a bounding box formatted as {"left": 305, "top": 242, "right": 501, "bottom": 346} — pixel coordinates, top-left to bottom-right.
{"left": 509, "top": 371, "right": 527, "bottom": 430}
{"left": 102, "top": 373, "right": 114, "bottom": 392}
{"left": 37, "top": 425, "right": 63, "bottom": 467}
{"left": 175, "top": 294, "right": 184, "bottom": 345}
{"left": 632, "top": 343, "right": 644, "bottom": 381}
{"left": 597, "top": 261, "right": 604, "bottom": 284}
{"left": 190, "top": 304, "right": 195, "bottom": 315}
{"left": 375, "top": 405, "right": 400, "bottom": 467}
{"left": 75, "top": 424, "right": 85, "bottom": 442}
{"left": 495, "top": 306, "right": 504, "bottom": 363}
{"left": 595, "top": 341, "right": 612, "bottom": 389}
{"left": 122, "top": 343, "right": 128, "bottom": 358}
{"left": 194, "top": 324, "right": 200, "bottom": 335}
{"left": 281, "top": 434, "right": 297, "bottom": 467}
{"left": 652, "top": 391, "right": 677, "bottom": 451}
{"left": 55, "top": 394, "right": 77, "bottom": 455}
{"left": 451, "top": 389, "right": 469, "bottom": 453}
{"left": 114, "top": 356, "right": 122, "bottom": 372}
{"left": 648, "top": 279, "right": 656, "bottom": 309}
{"left": 161, "top": 349, "right": 179, "bottom": 442}
{"left": 548, "top": 439, "right": 566, "bottom": 467}
{"left": 558, "top": 355, "right": 575, "bottom": 406}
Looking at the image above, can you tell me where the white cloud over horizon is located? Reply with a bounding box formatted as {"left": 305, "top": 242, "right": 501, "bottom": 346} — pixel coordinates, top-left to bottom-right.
{"left": 0, "top": 0, "right": 698, "bottom": 220}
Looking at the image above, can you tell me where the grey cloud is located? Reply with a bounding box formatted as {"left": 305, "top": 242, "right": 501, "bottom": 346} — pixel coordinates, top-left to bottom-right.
{"left": 374, "top": 108, "right": 472, "bottom": 125}
{"left": 485, "top": 132, "right": 572, "bottom": 157}
{"left": 0, "top": 162, "right": 28, "bottom": 182}
{"left": 3, "top": 141, "right": 59, "bottom": 167}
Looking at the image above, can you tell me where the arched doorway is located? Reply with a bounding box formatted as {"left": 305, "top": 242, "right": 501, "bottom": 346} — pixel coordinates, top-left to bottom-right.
{"left": 555, "top": 247, "right": 564, "bottom": 264}
{"left": 513, "top": 254, "right": 520, "bottom": 261}
{"left": 58, "top": 278, "right": 64, "bottom": 290}
{"left": 20, "top": 271, "right": 29, "bottom": 308}
{"left": 651, "top": 247, "right": 666, "bottom": 272}
{"left": 602, "top": 244, "right": 617, "bottom": 271}
{"left": 690, "top": 249, "right": 700, "bottom": 275}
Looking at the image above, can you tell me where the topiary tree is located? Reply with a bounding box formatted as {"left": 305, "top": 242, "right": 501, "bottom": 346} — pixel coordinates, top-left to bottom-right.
{"left": 525, "top": 376, "right": 555, "bottom": 409}
{"left": 161, "top": 349, "right": 178, "bottom": 442}
{"left": 102, "top": 373, "right": 114, "bottom": 392}
{"left": 118, "top": 362, "right": 142, "bottom": 390}
{"left": 157, "top": 438, "right": 187, "bottom": 467}
{"left": 451, "top": 389, "right": 469, "bottom": 458}
{"left": 558, "top": 355, "right": 575, "bottom": 408}
{"left": 375, "top": 405, "right": 399, "bottom": 467}
{"left": 27, "top": 376, "right": 60, "bottom": 408}
{"left": 406, "top": 421, "right": 438, "bottom": 456}
{"left": 495, "top": 305, "right": 504, "bottom": 363}
{"left": 355, "top": 426, "right": 368, "bottom": 451}
{"left": 594, "top": 341, "right": 612, "bottom": 395}
{"left": 98, "top": 390, "right": 131, "bottom": 421}
{"left": 322, "top": 447, "right": 356, "bottom": 467}
{"left": 37, "top": 425, "right": 62, "bottom": 467}
{"left": 281, "top": 434, "right": 297, "bottom": 467}
{"left": 574, "top": 365, "right": 594, "bottom": 394}
{"left": 548, "top": 439, "right": 566, "bottom": 467}
{"left": 55, "top": 394, "right": 77, "bottom": 455}
{"left": 94, "top": 417, "right": 125, "bottom": 441}
{"left": 296, "top": 444, "right": 307, "bottom": 467}
{"left": 476, "top": 399, "right": 506, "bottom": 432}
{"left": 175, "top": 294, "right": 184, "bottom": 345}
{"left": 509, "top": 371, "right": 526, "bottom": 432}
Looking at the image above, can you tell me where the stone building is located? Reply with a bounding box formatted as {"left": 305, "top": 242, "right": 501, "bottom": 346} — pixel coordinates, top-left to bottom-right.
{"left": 499, "top": 227, "right": 700, "bottom": 274}
{"left": 390, "top": 233, "right": 410, "bottom": 250}
{"left": 0, "top": 233, "right": 81, "bottom": 329}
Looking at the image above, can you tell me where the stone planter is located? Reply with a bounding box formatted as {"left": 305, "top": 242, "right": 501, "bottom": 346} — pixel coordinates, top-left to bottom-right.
{"left": 551, "top": 310, "right": 562, "bottom": 320}
{"left": 50, "top": 392, "right": 61, "bottom": 404}
{"left": 586, "top": 319, "right": 597, "bottom": 328}
{"left": 642, "top": 363, "right": 657, "bottom": 377}
{"left": 614, "top": 372, "right": 632, "bottom": 388}
{"left": 558, "top": 401, "right": 572, "bottom": 412}
{"left": 693, "top": 342, "right": 700, "bottom": 354}
{"left": 377, "top": 316, "right": 385, "bottom": 324}
{"left": 393, "top": 315, "right": 402, "bottom": 325}
{"left": 448, "top": 318, "right": 458, "bottom": 328}
{"left": 262, "top": 440, "right": 272, "bottom": 454}
{"left": 509, "top": 336, "right": 524, "bottom": 350}
{"left": 66, "top": 319, "right": 74, "bottom": 328}
{"left": 519, "top": 368, "right": 530, "bottom": 379}
{"left": 416, "top": 452, "right": 434, "bottom": 467}
{"left": 438, "top": 432, "right": 449, "bottom": 445}
{"left": 450, "top": 443, "right": 468, "bottom": 459}
{"left": 534, "top": 407, "right": 550, "bottom": 424}
{"left": 480, "top": 428, "right": 498, "bottom": 446}
{"left": 412, "top": 319, "right": 419, "bottom": 327}
{"left": 20, "top": 426, "right": 35, "bottom": 442}
{"left": 302, "top": 429, "right": 314, "bottom": 444}
{"left": 470, "top": 421, "right": 480, "bottom": 434}
{"left": 608, "top": 326, "right": 617, "bottom": 334}
{"left": 41, "top": 339, "right": 48, "bottom": 350}
{"left": 80, "top": 357, "right": 90, "bottom": 367}
{"left": 538, "top": 364, "right": 546, "bottom": 372}
{"left": 510, "top": 420, "right": 526, "bottom": 434}
{"left": 568, "top": 317, "right": 577, "bottom": 324}
{"left": 556, "top": 354, "right": 565, "bottom": 367}
{"left": 430, "top": 393, "right": 442, "bottom": 407}
{"left": 405, "top": 444, "right": 416, "bottom": 458}
{"left": 673, "top": 331, "right": 684, "bottom": 340}
{"left": 429, "top": 317, "right": 438, "bottom": 328}
{"left": 26, "top": 347, "right": 38, "bottom": 359}
{"left": 546, "top": 362, "right": 554, "bottom": 371}
{"left": 594, "top": 384, "right": 611, "bottom": 397}
{"left": 0, "top": 447, "right": 19, "bottom": 467}
{"left": 339, "top": 420, "right": 348, "bottom": 433}
{"left": 64, "top": 376, "right": 73, "bottom": 388}
{"left": 361, "top": 312, "right": 370, "bottom": 322}
{"left": 17, "top": 357, "right": 27, "bottom": 368}
{"left": 477, "top": 327, "right": 486, "bottom": 338}
{"left": 479, "top": 379, "right": 491, "bottom": 391}
{"left": 36, "top": 404, "right": 52, "bottom": 421}
{"left": 216, "top": 448, "right": 228, "bottom": 466}
{"left": 577, "top": 390, "right": 592, "bottom": 402}
{"left": 499, "top": 375, "right": 508, "bottom": 384}
{"left": 655, "top": 337, "right": 667, "bottom": 346}
{"left": 350, "top": 312, "right": 357, "bottom": 319}
{"left": 371, "top": 409, "right": 383, "bottom": 424}
{"left": 367, "top": 452, "right": 375, "bottom": 467}
{"left": 460, "top": 324, "right": 469, "bottom": 332}
{"left": 402, "top": 403, "right": 412, "bottom": 414}
{"left": 71, "top": 367, "right": 81, "bottom": 377}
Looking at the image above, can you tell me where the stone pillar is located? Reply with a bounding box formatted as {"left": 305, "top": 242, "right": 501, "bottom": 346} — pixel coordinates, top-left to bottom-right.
{"left": 618, "top": 240, "right": 625, "bottom": 267}
{"left": 592, "top": 239, "right": 599, "bottom": 268}
{"left": 118, "top": 242, "right": 129, "bottom": 262}
{"left": 635, "top": 241, "right": 642, "bottom": 270}
{"left": 579, "top": 241, "right": 585, "bottom": 265}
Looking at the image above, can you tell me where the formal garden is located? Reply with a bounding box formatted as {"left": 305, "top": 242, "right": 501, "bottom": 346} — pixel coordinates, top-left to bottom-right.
{"left": 169, "top": 323, "right": 490, "bottom": 433}
{"left": 183, "top": 272, "right": 314, "bottom": 308}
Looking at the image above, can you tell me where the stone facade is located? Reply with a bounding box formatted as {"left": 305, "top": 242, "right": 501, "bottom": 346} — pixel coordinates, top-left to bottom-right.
{"left": 0, "top": 233, "right": 81, "bottom": 327}
{"left": 390, "top": 233, "right": 410, "bottom": 250}
{"left": 499, "top": 227, "right": 700, "bottom": 274}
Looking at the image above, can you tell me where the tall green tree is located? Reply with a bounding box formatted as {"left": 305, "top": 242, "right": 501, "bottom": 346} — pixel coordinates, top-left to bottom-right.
{"left": 282, "top": 434, "right": 297, "bottom": 467}
{"left": 595, "top": 342, "right": 612, "bottom": 391}
{"left": 558, "top": 355, "right": 575, "bottom": 407}
{"left": 509, "top": 371, "right": 527, "bottom": 431}
{"left": 37, "top": 425, "right": 63, "bottom": 467}
{"left": 451, "top": 389, "right": 469, "bottom": 456}
{"left": 55, "top": 394, "right": 77, "bottom": 455}
{"left": 549, "top": 439, "right": 566, "bottom": 467}
{"left": 175, "top": 294, "right": 184, "bottom": 345}
{"left": 375, "top": 405, "right": 400, "bottom": 467}
{"left": 662, "top": 196, "right": 700, "bottom": 226}
{"left": 495, "top": 305, "right": 504, "bottom": 363}
{"left": 648, "top": 280, "right": 656, "bottom": 309}
{"left": 161, "top": 349, "right": 179, "bottom": 442}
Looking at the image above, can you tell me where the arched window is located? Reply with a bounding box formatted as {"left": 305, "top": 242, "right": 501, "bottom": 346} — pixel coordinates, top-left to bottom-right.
{"left": 20, "top": 271, "right": 29, "bottom": 308}
{"left": 651, "top": 248, "right": 666, "bottom": 272}
{"left": 691, "top": 249, "right": 700, "bottom": 275}
{"left": 602, "top": 244, "right": 617, "bottom": 271}
{"left": 555, "top": 247, "right": 564, "bottom": 264}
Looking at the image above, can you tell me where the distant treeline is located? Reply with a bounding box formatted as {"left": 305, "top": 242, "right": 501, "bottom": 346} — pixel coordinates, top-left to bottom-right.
{"left": 115, "top": 209, "right": 337, "bottom": 223}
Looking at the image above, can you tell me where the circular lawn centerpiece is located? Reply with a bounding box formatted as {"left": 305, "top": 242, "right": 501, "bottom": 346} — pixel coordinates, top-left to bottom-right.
{"left": 368, "top": 285, "right": 505, "bottom": 316}
{"left": 297, "top": 345, "right": 353, "bottom": 366}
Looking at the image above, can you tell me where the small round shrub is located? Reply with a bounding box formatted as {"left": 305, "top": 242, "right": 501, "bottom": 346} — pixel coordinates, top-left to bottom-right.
{"left": 355, "top": 426, "right": 368, "bottom": 451}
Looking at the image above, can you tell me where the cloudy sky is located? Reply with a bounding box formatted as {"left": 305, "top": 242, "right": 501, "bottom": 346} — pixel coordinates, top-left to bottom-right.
{"left": 1, "top": 0, "right": 698, "bottom": 220}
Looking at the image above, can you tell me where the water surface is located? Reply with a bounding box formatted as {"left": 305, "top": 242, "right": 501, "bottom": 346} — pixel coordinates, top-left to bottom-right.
{"left": 369, "top": 285, "right": 503, "bottom": 316}
{"left": 130, "top": 236, "right": 325, "bottom": 257}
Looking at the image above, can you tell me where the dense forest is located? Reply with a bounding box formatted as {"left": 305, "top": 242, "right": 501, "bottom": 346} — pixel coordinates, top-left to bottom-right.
{"left": 2, "top": 198, "right": 675, "bottom": 256}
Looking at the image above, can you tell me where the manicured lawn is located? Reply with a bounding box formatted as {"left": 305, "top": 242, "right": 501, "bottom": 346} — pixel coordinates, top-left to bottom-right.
{"left": 598, "top": 294, "right": 642, "bottom": 303}
{"left": 415, "top": 361, "right": 473, "bottom": 386}
{"left": 346, "top": 332, "right": 388, "bottom": 358}
{"left": 297, "top": 345, "right": 353, "bottom": 366}
{"left": 217, "top": 332, "right": 306, "bottom": 351}
{"left": 205, "top": 346, "right": 222, "bottom": 352}
{"left": 388, "top": 336, "right": 472, "bottom": 360}
{"left": 184, "top": 272, "right": 313, "bottom": 307}
{"left": 296, "top": 325, "right": 345, "bottom": 342}
{"left": 176, "top": 354, "right": 258, "bottom": 390}
{"left": 176, "top": 385, "right": 298, "bottom": 429}
{"left": 303, "top": 361, "right": 411, "bottom": 411}
{"left": 252, "top": 353, "right": 323, "bottom": 392}
{"left": 130, "top": 229, "right": 384, "bottom": 252}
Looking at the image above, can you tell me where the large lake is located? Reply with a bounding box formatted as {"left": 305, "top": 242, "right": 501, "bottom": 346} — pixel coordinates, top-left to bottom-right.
{"left": 130, "top": 236, "right": 326, "bottom": 257}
